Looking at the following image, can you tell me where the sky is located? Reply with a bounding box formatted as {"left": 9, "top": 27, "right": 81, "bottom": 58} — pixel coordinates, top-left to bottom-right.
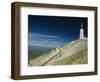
{"left": 28, "top": 15, "right": 88, "bottom": 48}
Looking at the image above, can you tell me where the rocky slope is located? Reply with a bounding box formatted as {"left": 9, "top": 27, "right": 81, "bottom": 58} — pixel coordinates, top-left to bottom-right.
{"left": 29, "top": 39, "right": 88, "bottom": 66}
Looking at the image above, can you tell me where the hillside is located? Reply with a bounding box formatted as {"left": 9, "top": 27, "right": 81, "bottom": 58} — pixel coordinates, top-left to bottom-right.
{"left": 29, "top": 39, "right": 88, "bottom": 66}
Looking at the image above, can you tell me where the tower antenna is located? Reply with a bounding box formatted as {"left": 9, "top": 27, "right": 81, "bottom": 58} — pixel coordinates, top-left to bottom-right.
{"left": 81, "top": 20, "right": 83, "bottom": 28}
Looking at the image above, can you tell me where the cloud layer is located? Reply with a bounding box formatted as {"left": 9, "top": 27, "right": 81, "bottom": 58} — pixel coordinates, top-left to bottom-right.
{"left": 28, "top": 33, "right": 62, "bottom": 47}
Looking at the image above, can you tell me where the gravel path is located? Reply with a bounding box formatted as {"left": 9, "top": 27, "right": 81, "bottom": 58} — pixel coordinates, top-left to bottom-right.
{"left": 29, "top": 48, "right": 61, "bottom": 66}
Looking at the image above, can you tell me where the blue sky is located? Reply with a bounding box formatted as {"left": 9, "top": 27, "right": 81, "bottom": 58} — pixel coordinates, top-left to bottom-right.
{"left": 28, "top": 15, "right": 87, "bottom": 48}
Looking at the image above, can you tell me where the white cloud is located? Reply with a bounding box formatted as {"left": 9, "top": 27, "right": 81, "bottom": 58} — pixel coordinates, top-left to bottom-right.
{"left": 28, "top": 33, "right": 62, "bottom": 47}
{"left": 29, "top": 33, "right": 58, "bottom": 39}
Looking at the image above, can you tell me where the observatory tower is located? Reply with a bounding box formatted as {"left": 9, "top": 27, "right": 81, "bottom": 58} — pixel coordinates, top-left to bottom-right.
{"left": 80, "top": 22, "right": 84, "bottom": 39}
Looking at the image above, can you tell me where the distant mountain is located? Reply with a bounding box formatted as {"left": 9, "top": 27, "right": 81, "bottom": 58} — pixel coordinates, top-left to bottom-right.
{"left": 29, "top": 39, "right": 88, "bottom": 66}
